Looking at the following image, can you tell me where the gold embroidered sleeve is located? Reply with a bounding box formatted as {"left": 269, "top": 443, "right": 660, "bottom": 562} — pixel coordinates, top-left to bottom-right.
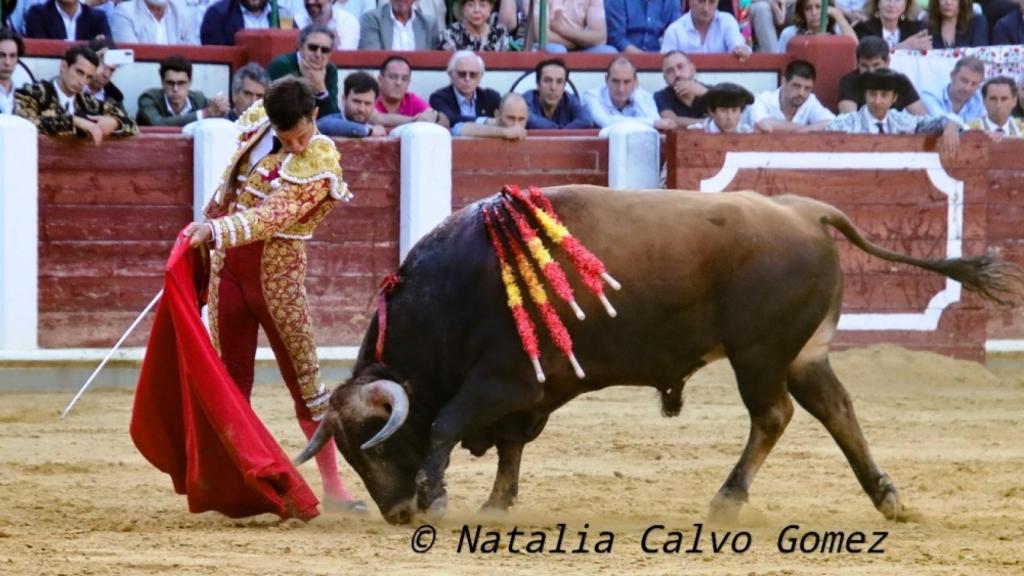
{"left": 208, "top": 178, "right": 331, "bottom": 250}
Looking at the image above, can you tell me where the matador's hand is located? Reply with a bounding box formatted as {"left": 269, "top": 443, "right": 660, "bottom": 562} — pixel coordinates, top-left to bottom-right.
{"left": 306, "top": 385, "right": 332, "bottom": 421}
{"left": 183, "top": 222, "right": 213, "bottom": 248}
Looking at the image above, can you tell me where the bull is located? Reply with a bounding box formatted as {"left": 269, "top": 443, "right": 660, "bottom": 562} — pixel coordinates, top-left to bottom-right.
{"left": 295, "top": 185, "right": 1021, "bottom": 524}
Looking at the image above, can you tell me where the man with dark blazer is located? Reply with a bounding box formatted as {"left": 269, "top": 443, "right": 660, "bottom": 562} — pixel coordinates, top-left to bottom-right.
{"left": 23, "top": 0, "right": 111, "bottom": 41}
{"left": 200, "top": 0, "right": 276, "bottom": 46}
{"left": 358, "top": 0, "right": 440, "bottom": 50}
{"left": 993, "top": 1, "right": 1024, "bottom": 45}
{"left": 429, "top": 50, "right": 501, "bottom": 128}
{"left": 137, "top": 55, "right": 230, "bottom": 126}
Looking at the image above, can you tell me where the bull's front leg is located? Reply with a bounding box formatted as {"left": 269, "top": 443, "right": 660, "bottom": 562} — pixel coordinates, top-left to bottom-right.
{"left": 481, "top": 441, "right": 524, "bottom": 512}
{"left": 416, "top": 376, "right": 542, "bottom": 518}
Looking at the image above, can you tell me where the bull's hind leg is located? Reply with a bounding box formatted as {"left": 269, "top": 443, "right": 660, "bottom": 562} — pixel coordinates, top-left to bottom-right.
{"left": 709, "top": 357, "right": 794, "bottom": 523}
{"left": 787, "top": 357, "right": 902, "bottom": 520}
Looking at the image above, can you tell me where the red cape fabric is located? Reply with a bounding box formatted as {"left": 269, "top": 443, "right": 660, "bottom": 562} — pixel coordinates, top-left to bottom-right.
{"left": 130, "top": 235, "right": 320, "bottom": 521}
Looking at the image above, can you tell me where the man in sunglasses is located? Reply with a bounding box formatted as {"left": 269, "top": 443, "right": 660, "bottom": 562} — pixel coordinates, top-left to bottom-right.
{"left": 429, "top": 50, "right": 501, "bottom": 127}
{"left": 137, "top": 55, "right": 230, "bottom": 126}
{"left": 268, "top": 23, "right": 340, "bottom": 128}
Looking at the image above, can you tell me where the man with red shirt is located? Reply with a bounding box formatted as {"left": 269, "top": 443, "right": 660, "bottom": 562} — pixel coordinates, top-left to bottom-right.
{"left": 372, "top": 55, "right": 447, "bottom": 128}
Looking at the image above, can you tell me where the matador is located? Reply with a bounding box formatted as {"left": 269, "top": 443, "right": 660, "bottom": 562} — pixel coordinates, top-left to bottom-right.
{"left": 185, "top": 77, "right": 362, "bottom": 511}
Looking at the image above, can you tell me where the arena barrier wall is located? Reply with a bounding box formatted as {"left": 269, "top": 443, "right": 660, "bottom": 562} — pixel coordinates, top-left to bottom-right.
{"left": 666, "top": 130, "right": 1024, "bottom": 361}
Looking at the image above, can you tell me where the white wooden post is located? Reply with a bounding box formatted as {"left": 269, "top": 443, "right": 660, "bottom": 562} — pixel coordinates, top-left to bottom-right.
{"left": 394, "top": 122, "right": 452, "bottom": 262}
{"left": 191, "top": 118, "right": 238, "bottom": 222}
{"left": 0, "top": 116, "right": 39, "bottom": 350}
{"left": 602, "top": 122, "right": 661, "bottom": 190}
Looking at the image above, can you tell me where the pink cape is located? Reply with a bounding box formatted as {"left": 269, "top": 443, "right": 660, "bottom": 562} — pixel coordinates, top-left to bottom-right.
{"left": 130, "top": 235, "right": 320, "bottom": 521}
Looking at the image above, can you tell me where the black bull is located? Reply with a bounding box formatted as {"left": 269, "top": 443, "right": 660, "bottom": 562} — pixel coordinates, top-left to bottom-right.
{"left": 295, "top": 186, "right": 1021, "bottom": 525}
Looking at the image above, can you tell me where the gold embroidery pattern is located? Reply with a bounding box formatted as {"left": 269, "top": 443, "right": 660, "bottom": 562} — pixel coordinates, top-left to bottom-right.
{"left": 207, "top": 249, "right": 226, "bottom": 355}
{"left": 261, "top": 238, "right": 321, "bottom": 402}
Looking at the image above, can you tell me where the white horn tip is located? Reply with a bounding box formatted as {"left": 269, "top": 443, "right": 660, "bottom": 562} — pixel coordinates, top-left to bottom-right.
{"left": 569, "top": 300, "right": 586, "bottom": 321}
{"left": 598, "top": 294, "right": 617, "bottom": 318}
{"left": 531, "top": 358, "right": 546, "bottom": 383}
{"left": 568, "top": 354, "right": 585, "bottom": 379}
{"left": 601, "top": 272, "right": 622, "bottom": 291}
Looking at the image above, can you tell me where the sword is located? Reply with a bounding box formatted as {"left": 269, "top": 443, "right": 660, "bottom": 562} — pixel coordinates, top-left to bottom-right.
{"left": 60, "top": 289, "right": 164, "bottom": 420}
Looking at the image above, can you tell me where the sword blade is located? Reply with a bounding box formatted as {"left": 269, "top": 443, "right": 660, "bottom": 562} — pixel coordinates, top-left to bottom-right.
{"left": 60, "top": 289, "right": 164, "bottom": 420}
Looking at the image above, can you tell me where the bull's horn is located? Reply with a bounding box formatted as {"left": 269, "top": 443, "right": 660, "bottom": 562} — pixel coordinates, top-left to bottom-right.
{"left": 294, "top": 416, "right": 333, "bottom": 466}
{"left": 360, "top": 380, "right": 410, "bottom": 450}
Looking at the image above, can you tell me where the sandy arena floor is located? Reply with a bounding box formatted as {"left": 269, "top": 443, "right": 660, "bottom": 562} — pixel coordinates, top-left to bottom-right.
{"left": 1, "top": 345, "right": 1022, "bottom": 575}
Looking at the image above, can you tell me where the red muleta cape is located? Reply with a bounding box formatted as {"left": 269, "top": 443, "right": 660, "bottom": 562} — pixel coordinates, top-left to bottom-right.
{"left": 130, "top": 235, "right": 320, "bottom": 521}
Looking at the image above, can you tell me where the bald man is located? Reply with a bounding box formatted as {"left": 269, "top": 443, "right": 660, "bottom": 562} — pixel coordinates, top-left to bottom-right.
{"left": 451, "top": 92, "right": 529, "bottom": 140}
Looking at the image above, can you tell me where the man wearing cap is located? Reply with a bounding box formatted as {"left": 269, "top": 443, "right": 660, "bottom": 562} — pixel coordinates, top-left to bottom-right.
{"left": 826, "top": 68, "right": 960, "bottom": 155}
{"left": 688, "top": 82, "right": 755, "bottom": 133}
{"left": 837, "top": 37, "right": 926, "bottom": 116}
{"left": 967, "top": 76, "right": 1024, "bottom": 139}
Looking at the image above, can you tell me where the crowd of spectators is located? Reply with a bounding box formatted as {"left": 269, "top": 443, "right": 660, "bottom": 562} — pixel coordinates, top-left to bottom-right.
{"left": 2, "top": 1, "right": 1024, "bottom": 143}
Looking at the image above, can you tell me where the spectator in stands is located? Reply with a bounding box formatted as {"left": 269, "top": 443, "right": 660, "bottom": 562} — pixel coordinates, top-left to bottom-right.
{"left": 315, "top": 71, "right": 386, "bottom": 137}
{"left": 2, "top": 1, "right": 17, "bottom": 29}
{"left": 927, "top": 0, "right": 989, "bottom": 48}
{"left": 605, "top": 0, "right": 681, "bottom": 52}
{"left": 523, "top": 58, "right": 594, "bottom": 129}
{"left": 778, "top": 0, "right": 858, "bottom": 51}
{"left": 453, "top": 91, "right": 528, "bottom": 139}
{"left": 294, "top": 0, "right": 359, "bottom": 49}
{"left": 655, "top": 51, "right": 707, "bottom": 128}
{"left": 967, "top": 76, "right": 1023, "bottom": 137}
{"left": 921, "top": 56, "right": 985, "bottom": 124}
{"left": 748, "top": 0, "right": 792, "bottom": 53}
{"left": 15, "top": 45, "right": 137, "bottom": 143}
{"left": 429, "top": 50, "right": 501, "bottom": 126}
{"left": 112, "top": 0, "right": 195, "bottom": 45}
{"left": 498, "top": 0, "right": 528, "bottom": 49}
{"left": 358, "top": 0, "right": 441, "bottom": 50}
{"left": 528, "top": 0, "right": 614, "bottom": 53}
{"left": 0, "top": 26, "right": 23, "bottom": 115}
{"left": 373, "top": 55, "right": 446, "bottom": 127}
{"left": 826, "top": 69, "right": 961, "bottom": 155}
{"left": 441, "top": 0, "right": 512, "bottom": 51}
{"left": 584, "top": 56, "right": 672, "bottom": 129}
{"left": 228, "top": 61, "right": 268, "bottom": 120}
{"left": 993, "top": 0, "right": 1024, "bottom": 44}
{"left": 853, "top": 0, "right": 930, "bottom": 50}
{"left": 335, "top": 0, "right": 375, "bottom": 19}
{"left": 137, "top": 55, "right": 230, "bottom": 126}
{"left": 268, "top": 23, "right": 340, "bottom": 123}
{"left": 837, "top": 37, "right": 927, "bottom": 115}
{"left": 201, "top": 0, "right": 287, "bottom": 45}
{"left": 688, "top": 82, "right": 755, "bottom": 133}
{"left": 1016, "top": 77, "right": 1024, "bottom": 117}
{"left": 84, "top": 37, "right": 127, "bottom": 114}
{"left": 750, "top": 59, "right": 835, "bottom": 132}
{"left": 24, "top": 0, "right": 111, "bottom": 40}
{"left": 661, "top": 0, "right": 752, "bottom": 60}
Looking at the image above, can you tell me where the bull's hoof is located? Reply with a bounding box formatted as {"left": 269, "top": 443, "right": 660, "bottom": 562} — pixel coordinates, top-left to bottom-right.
{"left": 422, "top": 493, "right": 448, "bottom": 521}
{"left": 660, "top": 387, "right": 684, "bottom": 418}
{"left": 707, "top": 492, "right": 746, "bottom": 524}
{"left": 874, "top": 474, "right": 903, "bottom": 521}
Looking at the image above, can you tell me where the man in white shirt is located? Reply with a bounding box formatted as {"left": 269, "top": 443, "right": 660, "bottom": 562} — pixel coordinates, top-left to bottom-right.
{"left": 583, "top": 56, "right": 673, "bottom": 129}
{"left": 0, "top": 28, "right": 22, "bottom": 116}
{"left": 967, "top": 77, "right": 1024, "bottom": 139}
{"left": 112, "top": 0, "right": 196, "bottom": 45}
{"left": 358, "top": 0, "right": 441, "bottom": 50}
{"left": 294, "top": 0, "right": 360, "bottom": 49}
{"left": 661, "top": 0, "right": 751, "bottom": 61}
{"left": 749, "top": 59, "right": 835, "bottom": 133}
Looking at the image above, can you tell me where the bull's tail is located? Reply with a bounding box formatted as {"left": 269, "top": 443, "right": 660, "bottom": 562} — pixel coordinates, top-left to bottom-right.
{"left": 293, "top": 415, "right": 334, "bottom": 466}
{"left": 820, "top": 210, "right": 1024, "bottom": 307}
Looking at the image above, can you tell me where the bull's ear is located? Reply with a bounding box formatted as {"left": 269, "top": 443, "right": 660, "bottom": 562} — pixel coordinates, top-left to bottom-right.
{"left": 359, "top": 380, "right": 410, "bottom": 450}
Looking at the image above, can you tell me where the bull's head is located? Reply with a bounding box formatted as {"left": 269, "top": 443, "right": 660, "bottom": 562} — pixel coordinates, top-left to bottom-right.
{"left": 294, "top": 370, "right": 428, "bottom": 524}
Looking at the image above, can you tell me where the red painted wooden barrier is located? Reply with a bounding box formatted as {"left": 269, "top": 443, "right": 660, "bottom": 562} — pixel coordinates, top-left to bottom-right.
{"left": 666, "top": 130, "right": 997, "bottom": 360}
